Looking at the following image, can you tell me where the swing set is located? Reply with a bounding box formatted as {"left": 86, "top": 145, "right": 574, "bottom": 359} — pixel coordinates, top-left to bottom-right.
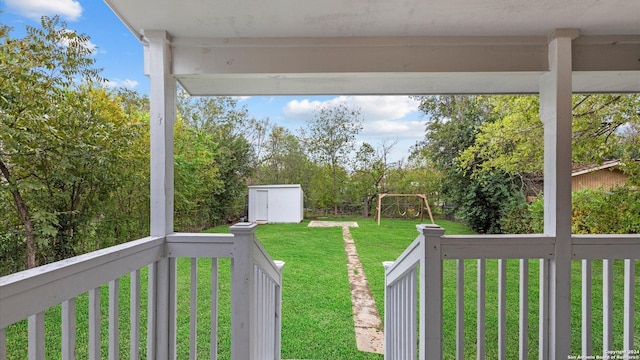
{"left": 376, "top": 193, "right": 435, "bottom": 225}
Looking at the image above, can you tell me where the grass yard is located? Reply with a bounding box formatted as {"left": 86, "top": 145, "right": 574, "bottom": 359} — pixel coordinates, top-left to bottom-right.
{"left": 3, "top": 218, "right": 639, "bottom": 359}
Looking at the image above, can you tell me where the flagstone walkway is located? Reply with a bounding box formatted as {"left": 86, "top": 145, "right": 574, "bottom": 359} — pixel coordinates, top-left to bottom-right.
{"left": 307, "top": 221, "right": 384, "bottom": 354}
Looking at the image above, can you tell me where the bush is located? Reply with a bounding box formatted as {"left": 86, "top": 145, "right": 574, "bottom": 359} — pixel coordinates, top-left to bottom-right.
{"left": 499, "top": 197, "right": 535, "bottom": 234}
{"left": 571, "top": 187, "right": 640, "bottom": 234}
{"left": 505, "top": 187, "right": 639, "bottom": 235}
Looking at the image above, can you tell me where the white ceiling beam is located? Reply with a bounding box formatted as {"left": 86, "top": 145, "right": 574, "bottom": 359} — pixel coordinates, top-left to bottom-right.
{"left": 142, "top": 34, "right": 639, "bottom": 95}
{"left": 175, "top": 71, "right": 640, "bottom": 96}
{"left": 169, "top": 36, "right": 549, "bottom": 75}
{"left": 573, "top": 36, "right": 640, "bottom": 71}
{"left": 175, "top": 72, "right": 544, "bottom": 96}
{"left": 163, "top": 35, "right": 639, "bottom": 75}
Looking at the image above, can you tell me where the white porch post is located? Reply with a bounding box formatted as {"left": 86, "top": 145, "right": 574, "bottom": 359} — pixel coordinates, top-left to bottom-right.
{"left": 147, "top": 30, "right": 175, "bottom": 237}
{"left": 145, "top": 30, "right": 177, "bottom": 360}
{"left": 540, "top": 29, "right": 578, "bottom": 360}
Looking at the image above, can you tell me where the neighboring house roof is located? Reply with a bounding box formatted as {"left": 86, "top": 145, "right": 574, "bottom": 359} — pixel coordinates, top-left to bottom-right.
{"left": 571, "top": 160, "right": 624, "bottom": 177}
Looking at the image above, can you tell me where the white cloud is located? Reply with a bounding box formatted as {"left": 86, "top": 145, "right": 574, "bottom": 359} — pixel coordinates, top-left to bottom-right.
{"left": 282, "top": 99, "right": 324, "bottom": 121}
{"left": 232, "top": 96, "right": 251, "bottom": 102}
{"left": 4, "top": 0, "right": 83, "bottom": 22}
{"left": 362, "top": 119, "right": 425, "bottom": 139}
{"left": 283, "top": 95, "right": 420, "bottom": 123}
{"left": 105, "top": 78, "right": 139, "bottom": 89}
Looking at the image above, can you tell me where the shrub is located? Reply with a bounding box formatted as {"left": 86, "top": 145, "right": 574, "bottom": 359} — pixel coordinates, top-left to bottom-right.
{"left": 508, "top": 187, "right": 639, "bottom": 235}
{"left": 572, "top": 187, "right": 640, "bottom": 234}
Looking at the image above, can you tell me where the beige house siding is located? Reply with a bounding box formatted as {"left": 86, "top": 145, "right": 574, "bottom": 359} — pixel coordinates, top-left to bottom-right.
{"left": 571, "top": 168, "right": 629, "bottom": 191}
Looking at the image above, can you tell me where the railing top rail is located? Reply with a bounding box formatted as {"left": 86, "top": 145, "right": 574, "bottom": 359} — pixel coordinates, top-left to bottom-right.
{"left": 165, "top": 232, "right": 237, "bottom": 258}
{"left": 0, "top": 236, "right": 164, "bottom": 293}
{"left": 166, "top": 232, "right": 235, "bottom": 241}
{"left": 442, "top": 234, "right": 554, "bottom": 243}
{"left": 572, "top": 234, "right": 640, "bottom": 243}
{"left": 573, "top": 234, "right": 640, "bottom": 259}
{"left": 385, "top": 235, "right": 422, "bottom": 285}
{"left": 0, "top": 236, "right": 165, "bottom": 329}
{"left": 252, "top": 236, "right": 284, "bottom": 282}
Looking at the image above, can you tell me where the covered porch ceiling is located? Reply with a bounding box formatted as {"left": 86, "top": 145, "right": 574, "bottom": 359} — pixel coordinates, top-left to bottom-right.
{"left": 104, "top": 0, "right": 639, "bottom": 96}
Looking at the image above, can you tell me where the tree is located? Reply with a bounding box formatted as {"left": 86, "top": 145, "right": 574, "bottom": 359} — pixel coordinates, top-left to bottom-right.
{"left": 350, "top": 139, "right": 396, "bottom": 217}
{"left": 572, "top": 94, "right": 640, "bottom": 165}
{"left": 0, "top": 17, "right": 107, "bottom": 268}
{"left": 457, "top": 96, "right": 543, "bottom": 197}
{"left": 255, "top": 125, "right": 312, "bottom": 186}
{"left": 412, "top": 95, "right": 523, "bottom": 233}
{"left": 459, "top": 95, "right": 640, "bottom": 178}
{"left": 301, "top": 104, "right": 362, "bottom": 216}
{"left": 176, "top": 92, "right": 257, "bottom": 224}
{"left": 94, "top": 89, "right": 150, "bottom": 247}
{"left": 173, "top": 117, "right": 222, "bottom": 231}
{"left": 421, "top": 94, "right": 640, "bottom": 233}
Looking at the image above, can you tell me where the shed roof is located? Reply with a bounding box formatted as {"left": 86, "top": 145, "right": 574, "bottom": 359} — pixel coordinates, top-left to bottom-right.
{"left": 248, "top": 184, "right": 303, "bottom": 190}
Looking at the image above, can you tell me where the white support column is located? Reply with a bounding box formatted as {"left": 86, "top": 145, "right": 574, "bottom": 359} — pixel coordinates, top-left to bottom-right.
{"left": 145, "top": 29, "right": 177, "bottom": 360}
{"left": 540, "top": 28, "right": 579, "bottom": 360}
{"left": 146, "top": 29, "right": 176, "bottom": 237}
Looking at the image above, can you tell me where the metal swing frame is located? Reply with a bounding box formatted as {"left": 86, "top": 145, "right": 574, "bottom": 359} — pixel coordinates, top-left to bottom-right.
{"left": 376, "top": 193, "right": 435, "bottom": 225}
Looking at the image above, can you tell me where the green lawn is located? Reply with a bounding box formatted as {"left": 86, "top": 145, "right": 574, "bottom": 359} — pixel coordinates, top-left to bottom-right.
{"left": 4, "top": 218, "right": 639, "bottom": 359}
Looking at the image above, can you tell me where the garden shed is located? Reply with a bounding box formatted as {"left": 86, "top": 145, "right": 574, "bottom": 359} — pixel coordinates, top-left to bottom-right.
{"left": 248, "top": 184, "right": 304, "bottom": 223}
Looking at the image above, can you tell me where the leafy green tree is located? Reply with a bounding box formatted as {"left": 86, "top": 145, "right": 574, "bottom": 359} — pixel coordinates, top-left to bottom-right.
{"left": 176, "top": 93, "right": 257, "bottom": 224}
{"left": 459, "top": 94, "right": 639, "bottom": 179}
{"left": 0, "top": 17, "right": 111, "bottom": 268}
{"left": 458, "top": 96, "right": 542, "bottom": 174}
{"left": 572, "top": 94, "right": 640, "bottom": 165}
{"left": 93, "top": 89, "right": 150, "bottom": 247}
{"left": 255, "top": 125, "right": 311, "bottom": 185}
{"left": 413, "top": 95, "right": 524, "bottom": 233}
{"left": 427, "top": 94, "right": 639, "bottom": 233}
{"left": 301, "top": 104, "right": 363, "bottom": 216}
{"left": 618, "top": 122, "right": 640, "bottom": 186}
{"left": 349, "top": 140, "right": 396, "bottom": 217}
{"left": 174, "top": 118, "right": 222, "bottom": 231}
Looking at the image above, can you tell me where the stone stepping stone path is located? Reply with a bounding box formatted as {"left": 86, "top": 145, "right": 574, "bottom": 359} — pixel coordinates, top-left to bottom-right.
{"left": 307, "top": 221, "right": 384, "bottom": 354}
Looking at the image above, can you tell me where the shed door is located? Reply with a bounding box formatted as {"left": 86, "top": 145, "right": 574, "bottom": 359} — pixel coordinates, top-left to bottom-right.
{"left": 256, "top": 190, "right": 268, "bottom": 221}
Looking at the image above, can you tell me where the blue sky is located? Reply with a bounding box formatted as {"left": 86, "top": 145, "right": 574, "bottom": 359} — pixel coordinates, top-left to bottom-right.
{"left": 1, "top": 0, "right": 427, "bottom": 162}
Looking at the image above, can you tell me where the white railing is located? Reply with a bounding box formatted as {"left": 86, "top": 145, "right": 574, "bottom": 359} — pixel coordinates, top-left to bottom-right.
{"left": 0, "top": 222, "right": 283, "bottom": 360}
{"left": 384, "top": 224, "right": 640, "bottom": 360}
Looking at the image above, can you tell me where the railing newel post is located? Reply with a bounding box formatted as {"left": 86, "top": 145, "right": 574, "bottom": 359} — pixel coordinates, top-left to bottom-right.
{"left": 229, "top": 223, "right": 284, "bottom": 360}
{"left": 419, "top": 224, "right": 445, "bottom": 360}
{"left": 230, "top": 222, "right": 257, "bottom": 360}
